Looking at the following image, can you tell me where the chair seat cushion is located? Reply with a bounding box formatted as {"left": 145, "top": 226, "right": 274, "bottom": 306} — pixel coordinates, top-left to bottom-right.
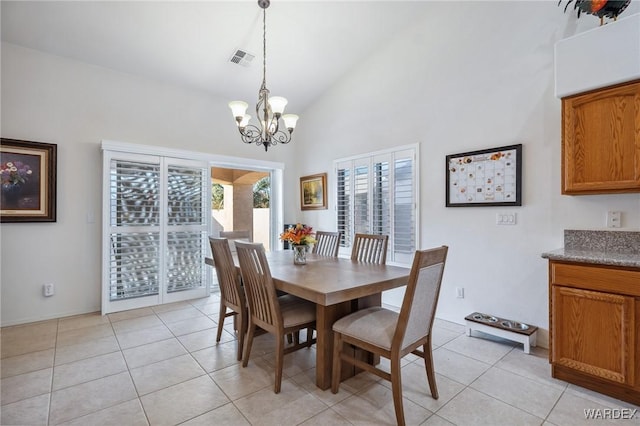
{"left": 279, "top": 295, "right": 316, "bottom": 328}
{"left": 332, "top": 307, "right": 398, "bottom": 350}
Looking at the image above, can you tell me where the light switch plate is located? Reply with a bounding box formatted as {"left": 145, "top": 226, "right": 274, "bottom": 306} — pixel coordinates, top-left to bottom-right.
{"left": 606, "top": 211, "right": 621, "bottom": 228}
{"left": 496, "top": 213, "right": 517, "bottom": 225}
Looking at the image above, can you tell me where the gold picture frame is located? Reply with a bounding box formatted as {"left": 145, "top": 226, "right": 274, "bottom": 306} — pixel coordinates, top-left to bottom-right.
{"left": 300, "top": 173, "right": 327, "bottom": 210}
{"left": 0, "top": 138, "right": 57, "bottom": 222}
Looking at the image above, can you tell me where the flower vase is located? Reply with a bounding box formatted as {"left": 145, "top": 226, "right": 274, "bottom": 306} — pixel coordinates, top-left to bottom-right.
{"left": 1, "top": 184, "right": 22, "bottom": 208}
{"left": 292, "top": 245, "right": 307, "bottom": 265}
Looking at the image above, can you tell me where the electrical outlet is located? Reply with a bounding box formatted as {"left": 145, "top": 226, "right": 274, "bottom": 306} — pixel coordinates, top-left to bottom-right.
{"left": 43, "top": 283, "right": 54, "bottom": 297}
{"left": 456, "top": 287, "right": 464, "bottom": 299}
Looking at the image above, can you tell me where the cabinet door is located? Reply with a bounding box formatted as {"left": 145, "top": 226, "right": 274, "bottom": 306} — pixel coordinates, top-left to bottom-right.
{"left": 562, "top": 80, "right": 640, "bottom": 194}
{"left": 551, "top": 285, "right": 635, "bottom": 384}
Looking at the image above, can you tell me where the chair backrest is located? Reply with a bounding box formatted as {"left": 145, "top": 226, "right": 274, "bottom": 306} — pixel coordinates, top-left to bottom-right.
{"left": 235, "top": 241, "right": 281, "bottom": 331}
{"left": 219, "top": 230, "right": 252, "bottom": 253}
{"left": 312, "top": 231, "right": 341, "bottom": 257}
{"left": 394, "top": 246, "right": 448, "bottom": 350}
{"left": 208, "top": 237, "right": 245, "bottom": 311}
{"left": 351, "top": 233, "right": 389, "bottom": 264}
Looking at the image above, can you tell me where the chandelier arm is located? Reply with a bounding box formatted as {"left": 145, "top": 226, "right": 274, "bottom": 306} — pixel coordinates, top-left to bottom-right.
{"left": 268, "top": 115, "right": 280, "bottom": 134}
{"left": 238, "top": 125, "right": 263, "bottom": 144}
{"left": 269, "top": 129, "right": 292, "bottom": 145}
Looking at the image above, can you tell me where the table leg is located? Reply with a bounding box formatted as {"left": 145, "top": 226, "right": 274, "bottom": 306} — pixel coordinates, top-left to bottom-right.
{"left": 315, "top": 301, "right": 352, "bottom": 390}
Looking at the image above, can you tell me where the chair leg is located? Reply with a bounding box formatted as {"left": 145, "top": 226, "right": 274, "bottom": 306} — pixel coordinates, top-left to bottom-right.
{"left": 216, "top": 304, "right": 226, "bottom": 343}
{"left": 236, "top": 311, "right": 245, "bottom": 361}
{"left": 390, "top": 355, "right": 405, "bottom": 426}
{"left": 331, "top": 332, "right": 342, "bottom": 394}
{"left": 306, "top": 327, "right": 314, "bottom": 347}
{"left": 275, "top": 333, "right": 285, "bottom": 394}
{"left": 242, "top": 322, "right": 256, "bottom": 367}
{"left": 422, "top": 342, "right": 439, "bottom": 399}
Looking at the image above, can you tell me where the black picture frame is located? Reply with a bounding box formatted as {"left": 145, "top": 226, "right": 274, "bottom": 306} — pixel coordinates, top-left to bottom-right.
{"left": 446, "top": 144, "right": 522, "bottom": 207}
{"left": 1, "top": 138, "right": 57, "bottom": 222}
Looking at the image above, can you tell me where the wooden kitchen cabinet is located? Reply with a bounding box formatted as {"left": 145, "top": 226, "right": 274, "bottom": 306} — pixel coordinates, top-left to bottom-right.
{"left": 561, "top": 80, "right": 640, "bottom": 195}
{"left": 549, "top": 261, "right": 640, "bottom": 405}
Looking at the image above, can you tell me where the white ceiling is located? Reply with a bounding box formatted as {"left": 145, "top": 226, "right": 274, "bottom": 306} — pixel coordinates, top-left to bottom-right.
{"left": 1, "top": 1, "right": 433, "bottom": 114}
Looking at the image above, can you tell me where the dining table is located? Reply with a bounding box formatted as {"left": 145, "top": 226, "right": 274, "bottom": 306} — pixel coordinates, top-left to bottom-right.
{"left": 255, "top": 250, "right": 410, "bottom": 390}
{"left": 206, "top": 249, "right": 411, "bottom": 389}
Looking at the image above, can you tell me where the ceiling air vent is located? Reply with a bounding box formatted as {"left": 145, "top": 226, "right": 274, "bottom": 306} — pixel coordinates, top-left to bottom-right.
{"left": 229, "top": 49, "right": 255, "bottom": 67}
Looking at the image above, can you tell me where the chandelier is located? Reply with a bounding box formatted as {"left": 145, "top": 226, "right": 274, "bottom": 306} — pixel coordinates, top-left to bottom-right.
{"left": 228, "top": 0, "right": 298, "bottom": 152}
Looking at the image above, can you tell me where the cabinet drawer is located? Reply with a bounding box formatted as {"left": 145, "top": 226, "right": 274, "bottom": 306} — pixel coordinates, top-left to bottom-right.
{"left": 551, "top": 262, "right": 640, "bottom": 297}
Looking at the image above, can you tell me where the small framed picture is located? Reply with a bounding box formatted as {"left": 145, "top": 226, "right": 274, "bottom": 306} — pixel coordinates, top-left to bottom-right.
{"left": 300, "top": 173, "right": 327, "bottom": 210}
{"left": 1, "top": 138, "right": 57, "bottom": 222}
{"left": 446, "top": 144, "right": 522, "bottom": 207}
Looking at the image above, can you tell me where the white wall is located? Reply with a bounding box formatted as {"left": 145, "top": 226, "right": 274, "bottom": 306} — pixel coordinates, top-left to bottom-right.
{"left": 0, "top": 43, "right": 297, "bottom": 326}
{"left": 295, "top": 2, "right": 640, "bottom": 347}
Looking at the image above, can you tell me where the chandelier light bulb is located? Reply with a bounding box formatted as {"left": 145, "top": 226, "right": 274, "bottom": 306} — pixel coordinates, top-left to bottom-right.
{"left": 282, "top": 114, "right": 299, "bottom": 132}
{"left": 228, "top": 101, "right": 249, "bottom": 120}
{"left": 268, "top": 96, "right": 288, "bottom": 116}
{"left": 239, "top": 114, "right": 251, "bottom": 129}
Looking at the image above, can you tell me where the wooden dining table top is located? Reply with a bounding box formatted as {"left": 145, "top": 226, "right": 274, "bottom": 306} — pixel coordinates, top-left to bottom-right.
{"left": 206, "top": 250, "right": 410, "bottom": 306}
{"left": 261, "top": 250, "right": 410, "bottom": 306}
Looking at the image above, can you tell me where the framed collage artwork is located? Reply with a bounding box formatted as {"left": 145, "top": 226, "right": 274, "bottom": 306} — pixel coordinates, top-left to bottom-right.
{"left": 446, "top": 144, "right": 522, "bottom": 207}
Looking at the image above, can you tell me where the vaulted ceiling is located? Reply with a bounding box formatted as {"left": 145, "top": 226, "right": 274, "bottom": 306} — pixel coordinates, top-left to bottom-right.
{"left": 1, "top": 1, "right": 432, "bottom": 114}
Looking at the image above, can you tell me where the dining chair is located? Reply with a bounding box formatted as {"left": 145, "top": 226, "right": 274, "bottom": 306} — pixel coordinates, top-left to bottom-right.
{"left": 331, "top": 245, "right": 449, "bottom": 426}
{"left": 351, "top": 233, "right": 388, "bottom": 264}
{"left": 235, "top": 241, "right": 317, "bottom": 393}
{"left": 208, "top": 237, "right": 247, "bottom": 361}
{"left": 312, "top": 230, "right": 342, "bottom": 257}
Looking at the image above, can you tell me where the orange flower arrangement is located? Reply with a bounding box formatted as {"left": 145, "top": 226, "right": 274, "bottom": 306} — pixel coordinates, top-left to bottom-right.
{"left": 279, "top": 223, "right": 316, "bottom": 246}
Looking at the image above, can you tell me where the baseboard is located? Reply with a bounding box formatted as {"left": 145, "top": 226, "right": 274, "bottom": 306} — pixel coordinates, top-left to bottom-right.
{"left": 0, "top": 306, "right": 102, "bottom": 328}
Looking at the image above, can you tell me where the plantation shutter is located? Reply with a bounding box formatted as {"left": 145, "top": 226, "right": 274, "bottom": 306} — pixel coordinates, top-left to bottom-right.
{"left": 353, "top": 158, "right": 370, "bottom": 235}
{"left": 336, "top": 163, "right": 352, "bottom": 247}
{"left": 108, "top": 157, "right": 161, "bottom": 301}
{"left": 372, "top": 155, "right": 390, "bottom": 237}
{"left": 392, "top": 150, "right": 415, "bottom": 264}
{"left": 166, "top": 163, "right": 208, "bottom": 293}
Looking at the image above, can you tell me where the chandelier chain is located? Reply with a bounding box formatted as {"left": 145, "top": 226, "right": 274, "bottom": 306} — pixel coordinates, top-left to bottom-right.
{"left": 262, "top": 8, "right": 267, "bottom": 87}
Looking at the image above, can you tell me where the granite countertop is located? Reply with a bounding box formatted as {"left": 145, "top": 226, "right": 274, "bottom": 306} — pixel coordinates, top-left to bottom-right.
{"left": 541, "top": 230, "right": 640, "bottom": 269}
{"left": 541, "top": 247, "right": 640, "bottom": 268}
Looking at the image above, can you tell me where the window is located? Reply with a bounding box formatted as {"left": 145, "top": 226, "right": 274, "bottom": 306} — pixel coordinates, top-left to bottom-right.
{"left": 335, "top": 146, "right": 417, "bottom": 264}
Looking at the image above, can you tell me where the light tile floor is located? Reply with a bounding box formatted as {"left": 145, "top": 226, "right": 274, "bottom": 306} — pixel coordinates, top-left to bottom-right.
{"left": 1, "top": 294, "right": 638, "bottom": 425}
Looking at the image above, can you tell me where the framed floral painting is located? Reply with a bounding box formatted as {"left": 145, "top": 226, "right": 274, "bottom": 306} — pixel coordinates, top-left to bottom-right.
{"left": 300, "top": 173, "right": 327, "bottom": 210}
{"left": 1, "top": 138, "right": 57, "bottom": 222}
